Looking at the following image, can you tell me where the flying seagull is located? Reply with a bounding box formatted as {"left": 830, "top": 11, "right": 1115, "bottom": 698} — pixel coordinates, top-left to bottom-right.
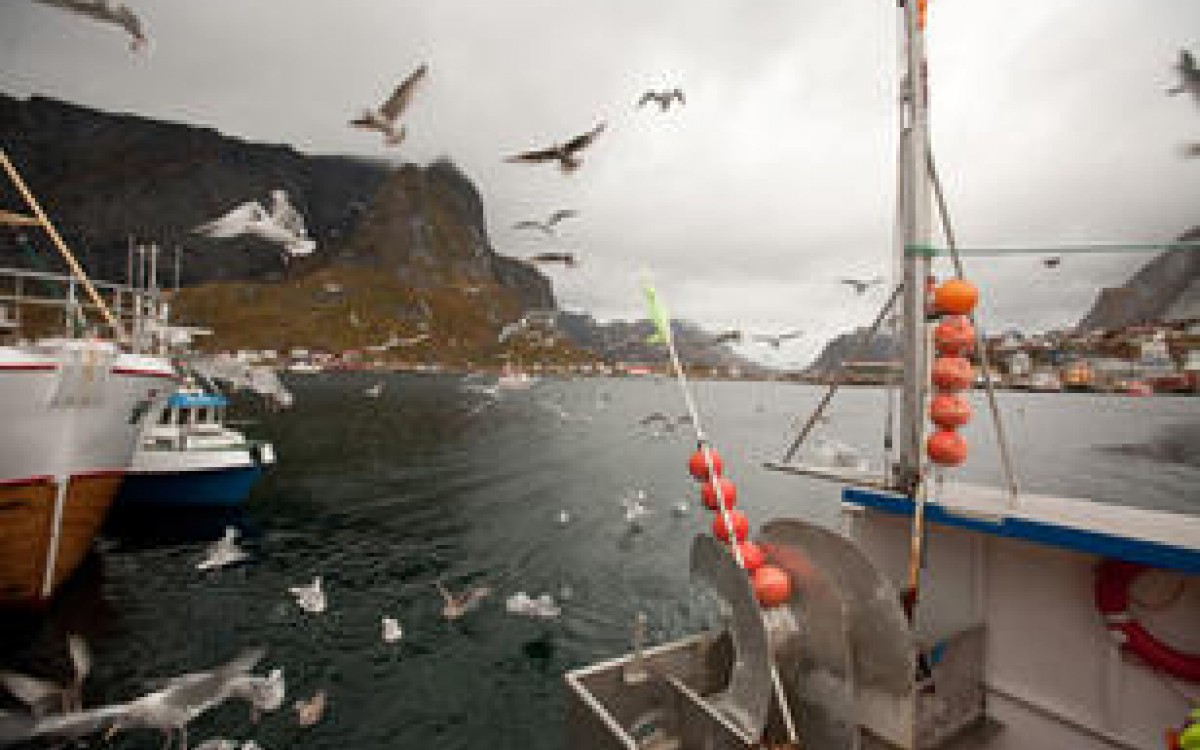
{"left": 0, "top": 634, "right": 90, "bottom": 717}
{"left": 382, "top": 617, "right": 403, "bottom": 643}
{"left": 33, "top": 0, "right": 148, "bottom": 52}
{"left": 350, "top": 64, "right": 428, "bottom": 146}
{"left": 704, "top": 330, "right": 743, "bottom": 347}
{"left": 288, "top": 577, "right": 326, "bottom": 614}
{"left": 753, "top": 330, "right": 804, "bottom": 348}
{"left": 527, "top": 252, "right": 578, "bottom": 268}
{"left": 6, "top": 649, "right": 268, "bottom": 750}
{"left": 194, "top": 191, "right": 316, "bottom": 262}
{"left": 434, "top": 581, "right": 492, "bottom": 620}
{"left": 294, "top": 691, "right": 326, "bottom": 727}
{"left": 840, "top": 277, "right": 884, "bottom": 295}
{"left": 1167, "top": 49, "right": 1200, "bottom": 106}
{"left": 637, "top": 89, "right": 685, "bottom": 111}
{"left": 1042, "top": 256, "right": 1062, "bottom": 269}
{"left": 505, "top": 123, "right": 606, "bottom": 172}
{"left": 513, "top": 209, "right": 578, "bottom": 236}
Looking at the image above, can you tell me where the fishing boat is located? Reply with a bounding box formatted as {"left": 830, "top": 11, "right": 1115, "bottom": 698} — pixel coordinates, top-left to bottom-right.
{"left": 0, "top": 150, "right": 175, "bottom": 607}
{"left": 115, "top": 378, "right": 275, "bottom": 507}
{"left": 564, "top": 5, "right": 1200, "bottom": 748}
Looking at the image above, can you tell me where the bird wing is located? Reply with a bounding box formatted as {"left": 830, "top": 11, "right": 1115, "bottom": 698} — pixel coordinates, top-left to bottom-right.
{"left": 512, "top": 220, "right": 546, "bottom": 231}
{"left": 546, "top": 209, "right": 578, "bottom": 227}
{"left": 30, "top": 703, "right": 130, "bottom": 739}
{"left": 636, "top": 92, "right": 657, "bottom": 108}
{"left": 162, "top": 649, "right": 266, "bottom": 710}
{"left": 562, "top": 123, "right": 606, "bottom": 155}
{"left": 773, "top": 330, "right": 803, "bottom": 342}
{"left": 0, "top": 672, "right": 62, "bottom": 710}
{"left": 1183, "top": 49, "right": 1196, "bottom": 72}
{"left": 68, "top": 635, "right": 91, "bottom": 684}
{"left": 194, "top": 202, "right": 268, "bottom": 237}
{"left": 505, "top": 146, "right": 561, "bottom": 164}
{"left": 269, "top": 191, "right": 307, "bottom": 237}
{"left": 462, "top": 586, "right": 492, "bottom": 610}
{"left": 380, "top": 64, "right": 428, "bottom": 121}
{"left": 527, "top": 252, "right": 574, "bottom": 265}
{"left": 672, "top": 89, "right": 686, "bottom": 105}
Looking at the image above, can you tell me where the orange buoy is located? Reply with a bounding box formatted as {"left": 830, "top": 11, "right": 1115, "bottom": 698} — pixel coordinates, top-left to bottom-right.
{"left": 688, "top": 448, "right": 723, "bottom": 482}
{"left": 736, "top": 541, "right": 765, "bottom": 572}
{"left": 929, "top": 393, "right": 972, "bottom": 429}
{"left": 753, "top": 565, "right": 792, "bottom": 607}
{"left": 712, "top": 509, "right": 749, "bottom": 543}
{"left": 928, "top": 429, "right": 968, "bottom": 466}
{"left": 931, "top": 356, "right": 974, "bottom": 392}
{"left": 701, "top": 476, "right": 737, "bottom": 510}
{"left": 933, "top": 279, "right": 978, "bottom": 316}
{"left": 934, "top": 315, "right": 975, "bottom": 356}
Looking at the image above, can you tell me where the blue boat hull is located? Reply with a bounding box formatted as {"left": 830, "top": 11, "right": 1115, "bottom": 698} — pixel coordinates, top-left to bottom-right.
{"left": 116, "top": 465, "right": 264, "bottom": 507}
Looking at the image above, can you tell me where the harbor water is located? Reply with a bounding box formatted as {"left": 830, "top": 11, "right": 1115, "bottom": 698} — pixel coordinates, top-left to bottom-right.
{"left": 2, "top": 373, "right": 1197, "bottom": 749}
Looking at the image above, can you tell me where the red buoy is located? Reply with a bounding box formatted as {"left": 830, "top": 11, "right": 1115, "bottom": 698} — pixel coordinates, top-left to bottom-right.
{"left": 929, "top": 393, "right": 972, "bottom": 429}
{"left": 688, "top": 448, "right": 723, "bottom": 482}
{"left": 931, "top": 356, "right": 974, "bottom": 392}
{"left": 753, "top": 565, "right": 792, "bottom": 607}
{"left": 933, "top": 279, "right": 979, "bottom": 316}
{"left": 712, "top": 509, "right": 749, "bottom": 543}
{"left": 928, "top": 429, "right": 968, "bottom": 466}
{"left": 736, "top": 541, "right": 765, "bottom": 572}
{"left": 934, "top": 315, "right": 975, "bottom": 356}
{"left": 701, "top": 476, "right": 737, "bottom": 510}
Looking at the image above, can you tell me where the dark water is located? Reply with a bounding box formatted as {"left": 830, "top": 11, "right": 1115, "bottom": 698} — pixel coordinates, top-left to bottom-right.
{"left": 2, "top": 374, "right": 1198, "bottom": 749}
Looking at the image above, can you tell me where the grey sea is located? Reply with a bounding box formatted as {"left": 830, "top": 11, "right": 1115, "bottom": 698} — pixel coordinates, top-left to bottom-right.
{"left": 3, "top": 373, "right": 1198, "bottom": 749}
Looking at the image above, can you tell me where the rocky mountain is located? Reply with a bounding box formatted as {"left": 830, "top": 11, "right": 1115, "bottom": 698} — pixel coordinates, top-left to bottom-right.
{"left": 0, "top": 94, "right": 552, "bottom": 312}
{"left": 1077, "top": 226, "right": 1200, "bottom": 331}
{"left": 805, "top": 326, "right": 900, "bottom": 376}
{"left": 556, "top": 310, "right": 762, "bottom": 372}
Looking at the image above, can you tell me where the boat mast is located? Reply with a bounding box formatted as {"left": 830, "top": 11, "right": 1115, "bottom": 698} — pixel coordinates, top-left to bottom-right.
{"left": 896, "top": 0, "right": 932, "bottom": 493}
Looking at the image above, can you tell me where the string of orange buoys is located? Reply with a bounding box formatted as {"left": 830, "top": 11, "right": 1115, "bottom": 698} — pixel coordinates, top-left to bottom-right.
{"left": 687, "top": 446, "right": 791, "bottom": 608}
{"left": 929, "top": 278, "right": 978, "bottom": 466}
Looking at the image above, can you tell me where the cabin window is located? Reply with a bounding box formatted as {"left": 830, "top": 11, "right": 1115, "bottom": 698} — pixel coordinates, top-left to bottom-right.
{"left": 159, "top": 408, "right": 172, "bottom": 426}
{"left": 197, "top": 407, "right": 209, "bottom": 424}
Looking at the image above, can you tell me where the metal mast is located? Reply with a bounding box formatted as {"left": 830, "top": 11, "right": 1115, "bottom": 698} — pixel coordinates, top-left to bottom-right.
{"left": 896, "top": 0, "right": 932, "bottom": 494}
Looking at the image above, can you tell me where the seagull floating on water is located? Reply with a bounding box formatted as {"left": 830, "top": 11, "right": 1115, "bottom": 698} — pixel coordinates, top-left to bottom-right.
{"left": 193, "top": 190, "right": 315, "bottom": 262}
{"left": 505, "top": 592, "right": 561, "bottom": 619}
{"left": 556, "top": 509, "right": 571, "bottom": 526}
{"left": 294, "top": 690, "right": 326, "bottom": 727}
{"left": 364, "top": 382, "right": 383, "bottom": 398}
{"left": 382, "top": 617, "right": 403, "bottom": 643}
{"left": 33, "top": 0, "right": 148, "bottom": 51}
{"left": 197, "top": 526, "right": 249, "bottom": 571}
{"left": 6, "top": 649, "right": 269, "bottom": 750}
{"left": 435, "top": 581, "right": 492, "bottom": 620}
{"left": 637, "top": 88, "right": 685, "bottom": 111}
{"left": 288, "top": 577, "right": 326, "bottom": 614}
{"left": 350, "top": 64, "right": 428, "bottom": 146}
{"left": 0, "top": 634, "right": 90, "bottom": 718}
{"left": 505, "top": 123, "right": 606, "bottom": 173}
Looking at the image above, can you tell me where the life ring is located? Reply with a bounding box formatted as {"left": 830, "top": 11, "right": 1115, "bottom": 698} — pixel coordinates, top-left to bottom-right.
{"left": 1094, "top": 559, "right": 1200, "bottom": 683}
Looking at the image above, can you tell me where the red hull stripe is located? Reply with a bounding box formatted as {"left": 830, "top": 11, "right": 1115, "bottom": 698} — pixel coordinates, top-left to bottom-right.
{"left": 0, "top": 363, "right": 57, "bottom": 372}
{"left": 0, "top": 474, "right": 54, "bottom": 487}
{"left": 113, "top": 368, "right": 177, "bottom": 379}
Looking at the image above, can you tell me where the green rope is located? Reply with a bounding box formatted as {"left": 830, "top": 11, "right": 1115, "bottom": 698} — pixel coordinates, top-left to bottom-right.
{"left": 905, "top": 240, "right": 1200, "bottom": 257}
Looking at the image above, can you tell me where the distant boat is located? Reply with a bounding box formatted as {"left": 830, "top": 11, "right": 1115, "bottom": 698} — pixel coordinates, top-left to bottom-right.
{"left": 116, "top": 383, "right": 275, "bottom": 507}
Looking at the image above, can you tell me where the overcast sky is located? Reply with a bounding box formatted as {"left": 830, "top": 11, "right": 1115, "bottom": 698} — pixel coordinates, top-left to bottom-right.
{"left": 2, "top": 0, "right": 1198, "bottom": 365}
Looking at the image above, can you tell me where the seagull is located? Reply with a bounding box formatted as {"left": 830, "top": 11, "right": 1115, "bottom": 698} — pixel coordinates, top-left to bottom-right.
{"left": 294, "top": 691, "right": 326, "bottom": 727}
{"left": 555, "top": 510, "right": 571, "bottom": 526}
{"left": 527, "top": 252, "right": 578, "bottom": 268}
{"left": 0, "top": 634, "right": 90, "bottom": 717}
{"left": 1043, "top": 256, "right": 1062, "bottom": 269}
{"left": 364, "top": 382, "right": 383, "bottom": 398}
{"left": 505, "top": 123, "right": 606, "bottom": 172}
{"left": 193, "top": 191, "right": 316, "bottom": 262}
{"left": 197, "top": 526, "right": 249, "bottom": 571}
{"left": 671, "top": 500, "right": 689, "bottom": 517}
{"left": 33, "top": 0, "right": 148, "bottom": 52}
{"left": 227, "top": 668, "right": 285, "bottom": 723}
{"left": 638, "top": 411, "right": 674, "bottom": 431}
{"left": 752, "top": 330, "right": 804, "bottom": 349}
{"left": 1167, "top": 49, "right": 1200, "bottom": 105}
{"left": 9, "top": 649, "right": 267, "bottom": 750}
{"left": 288, "top": 577, "right": 326, "bottom": 614}
{"left": 435, "top": 581, "right": 492, "bottom": 620}
{"left": 637, "top": 88, "right": 685, "bottom": 111}
{"left": 513, "top": 209, "right": 578, "bottom": 236}
{"left": 505, "top": 592, "right": 561, "bottom": 619}
{"left": 704, "top": 330, "right": 742, "bottom": 347}
{"left": 621, "top": 490, "right": 650, "bottom": 529}
{"left": 382, "top": 617, "right": 403, "bottom": 643}
{"left": 350, "top": 64, "right": 428, "bottom": 146}
{"left": 840, "top": 276, "right": 884, "bottom": 295}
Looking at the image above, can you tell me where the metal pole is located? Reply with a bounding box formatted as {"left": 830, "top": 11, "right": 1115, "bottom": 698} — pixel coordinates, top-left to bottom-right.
{"left": 0, "top": 150, "right": 126, "bottom": 340}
